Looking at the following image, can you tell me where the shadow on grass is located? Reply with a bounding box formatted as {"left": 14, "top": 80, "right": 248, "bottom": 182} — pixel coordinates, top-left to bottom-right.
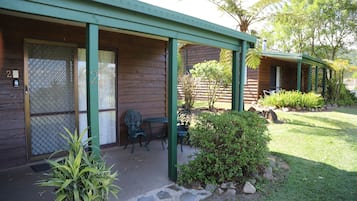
{"left": 333, "top": 106, "right": 357, "bottom": 116}
{"left": 263, "top": 152, "right": 357, "bottom": 201}
{"left": 280, "top": 113, "right": 357, "bottom": 143}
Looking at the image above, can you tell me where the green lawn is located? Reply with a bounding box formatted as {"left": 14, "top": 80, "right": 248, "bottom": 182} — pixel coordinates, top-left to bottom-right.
{"left": 263, "top": 107, "right": 357, "bottom": 201}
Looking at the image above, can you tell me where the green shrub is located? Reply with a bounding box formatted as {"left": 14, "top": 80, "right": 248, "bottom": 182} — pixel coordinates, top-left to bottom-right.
{"left": 190, "top": 60, "right": 230, "bottom": 110}
{"left": 327, "top": 78, "right": 357, "bottom": 106}
{"left": 337, "top": 84, "right": 357, "bottom": 106}
{"left": 180, "top": 73, "right": 197, "bottom": 111}
{"left": 178, "top": 111, "right": 270, "bottom": 186}
{"left": 259, "top": 90, "right": 324, "bottom": 109}
{"left": 38, "top": 128, "right": 119, "bottom": 201}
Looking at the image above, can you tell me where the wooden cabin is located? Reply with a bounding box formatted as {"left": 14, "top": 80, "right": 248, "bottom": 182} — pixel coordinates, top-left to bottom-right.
{"left": 0, "top": 0, "right": 255, "bottom": 179}
{"left": 180, "top": 45, "right": 328, "bottom": 104}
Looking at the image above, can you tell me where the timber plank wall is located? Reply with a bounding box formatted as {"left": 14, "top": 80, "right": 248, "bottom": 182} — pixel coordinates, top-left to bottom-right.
{"left": 0, "top": 14, "right": 167, "bottom": 169}
{"left": 180, "top": 44, "right": 220, "bottom": 69}
{"left": 177, "top": 68, "right": 259, "bottom": 105}
{"left": 258, "top": 57, "right": 309, "bottom": 96}
{"left": 178, "top": 44, "right": 260, "bottom": 105}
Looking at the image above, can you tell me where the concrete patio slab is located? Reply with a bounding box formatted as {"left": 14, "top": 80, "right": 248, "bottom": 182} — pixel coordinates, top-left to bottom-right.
{"left": 0, "top": 140, "right": 197, "bottom": 201}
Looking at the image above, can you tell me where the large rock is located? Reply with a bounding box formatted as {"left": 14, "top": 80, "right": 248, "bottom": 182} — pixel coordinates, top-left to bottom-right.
{"left": 243, "top": 181, "right": 256, "bottom": 194}
{"left": 263, "top": 166, "right": 274, "bottom": 180}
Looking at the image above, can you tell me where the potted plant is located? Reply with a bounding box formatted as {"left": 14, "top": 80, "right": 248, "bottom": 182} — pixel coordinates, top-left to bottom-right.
{"left": 38, "top": 128, "right": 119, "bottom": 201}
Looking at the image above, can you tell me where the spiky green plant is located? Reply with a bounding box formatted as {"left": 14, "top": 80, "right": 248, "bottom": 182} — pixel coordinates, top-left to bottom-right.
{"left": 38, "top": 128, "right": 119, "bottom": 201}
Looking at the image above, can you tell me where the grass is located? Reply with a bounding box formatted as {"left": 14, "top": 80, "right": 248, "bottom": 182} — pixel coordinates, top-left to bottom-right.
{"left": 177, "top": 99, "right": 233, "bottom": 110}
{"left": 262, "top": 106, "right": 357, "bottom": 201}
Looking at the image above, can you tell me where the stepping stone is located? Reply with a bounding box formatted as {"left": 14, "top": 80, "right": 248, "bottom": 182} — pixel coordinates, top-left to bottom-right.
{"left": 180, "top": 192, "right": 196, "bottom": 201}
{"left": 138, "top": 195, "right": 155, "bottom": 201}
{"left": 157, "top": 191, "right": 172, "bottom": 199}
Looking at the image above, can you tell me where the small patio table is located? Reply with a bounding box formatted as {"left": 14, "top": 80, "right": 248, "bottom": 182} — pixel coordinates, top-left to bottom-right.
{"left": 143, "top": 117, "right": 168, "bottom": 149}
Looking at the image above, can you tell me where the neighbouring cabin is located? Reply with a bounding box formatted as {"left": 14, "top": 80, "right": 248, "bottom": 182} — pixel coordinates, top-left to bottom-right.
{"left": 180, "top": 44, "right": 220, "bottom": 71}
{"left": 0, "top": 14, "right": 167, "bottom": 169}
{"left": 179, "top": 44, "right": 328, "bottom": 105}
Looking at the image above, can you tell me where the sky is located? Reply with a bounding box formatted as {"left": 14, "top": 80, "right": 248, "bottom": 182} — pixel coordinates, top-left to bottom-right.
{"left": 139, "top": 0, "right": 241, "bottom": 30}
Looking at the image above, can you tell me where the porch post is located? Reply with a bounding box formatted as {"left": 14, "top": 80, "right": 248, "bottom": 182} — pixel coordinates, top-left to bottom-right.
{"left": 307, "top": 65, "right": 312, "bottom": 92}
{"left": 168, "top": 38, "right": 178, "bottom": 181}
{"left": 238, "top": 40, "right": 247, "bottom": 111}
{"left": 86, "top": 23, "right": 100, "bottom": 158}
{"left": 322, "top": 68, "right": 327, "bottom": 97}
{"left": 297, "top": 61, "right": 302, "bottom": 91}
{"left": 315, "top": 66, "right": 319, "bottom": 92}
{"left": 232, "top": 50, "right": 239, "bottom": 111}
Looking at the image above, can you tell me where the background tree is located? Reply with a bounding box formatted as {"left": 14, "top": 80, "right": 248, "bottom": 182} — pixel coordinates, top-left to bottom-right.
{"left": 190, "top": 60, "right": 230, "bottom": 110}
{"left": 263, "top": 0, "right": 356, "bottom": 60}
{"left": 208, "top": 0, "right": 284, "bottom": 32}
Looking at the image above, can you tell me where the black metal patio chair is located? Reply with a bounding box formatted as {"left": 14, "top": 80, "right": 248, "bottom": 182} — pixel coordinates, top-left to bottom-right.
{"left": 124, "top": 109, "right": 149, "bottom": 153}
{"left": 177, "top": 109, "right": 191, "bottom": 152}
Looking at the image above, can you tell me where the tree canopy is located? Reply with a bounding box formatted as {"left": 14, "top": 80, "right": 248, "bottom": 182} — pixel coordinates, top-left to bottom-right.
{"left": 262, "top": 0, "right": 357, "bottom": 60}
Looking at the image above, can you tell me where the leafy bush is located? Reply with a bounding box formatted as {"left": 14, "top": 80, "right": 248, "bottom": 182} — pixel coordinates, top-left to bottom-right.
{"left": 327, "top": 78, "right": 357, "bottom": 106}
{"left": 38, "top": 128, "right": 119, "bottom": 201}
{"left": 259, "top": 90, "right": 324, "bottom": 109}
{"left": 190, "top": 60, "right": 230, "bottom": 110}
{"left": 178, "top": 111, "right": 270, "bottom": 186}
{"left": 180, "top": 73, "right": 197, "bottom": 110}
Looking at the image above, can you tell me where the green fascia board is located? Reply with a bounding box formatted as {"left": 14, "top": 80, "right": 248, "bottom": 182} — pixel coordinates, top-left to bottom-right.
{"left": 0, "top": 0, "right": 256, "bottom": 51}
{"left": 262, "top": 51, "right": 330, "bottom": 68}
{"left": 94, "top": 0, "right": 256, "bottom": 43}
{"left": 301, "top": 54, "right": 329, "bottom": 68}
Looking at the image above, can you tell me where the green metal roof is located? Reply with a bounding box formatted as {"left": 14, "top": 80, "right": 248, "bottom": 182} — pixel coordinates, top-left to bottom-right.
{"left": 0, "top": 0, "right": 256, "bottom": 51}
{"left": 262, "top": 51, "right": 329, "bottom": 68}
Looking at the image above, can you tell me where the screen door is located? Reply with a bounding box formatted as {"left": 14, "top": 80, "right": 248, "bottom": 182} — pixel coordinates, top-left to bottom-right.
{"left": 25, "top": 41, "right": 76, "bottom": 157}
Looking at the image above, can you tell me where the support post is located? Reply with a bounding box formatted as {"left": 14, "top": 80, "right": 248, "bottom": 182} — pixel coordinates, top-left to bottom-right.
{"left": 297, "top": 61, "right": 302, "bottom": 91}
{"left": 315, "top": 66, "right": 318, "bottom": 92}
{"left": 238, "top": 41, "right": 247, "bottom": 111}
{"left": 86, "top": 23, "right": 100, "bottom": 158}
{"left": 322, "top": 68, "right": 327, "bottom": 97}
{"left": 168, "top": 38, "right": 178, "bottom": 181}
{"left": 232, "top": 50, "right": 239, "bottom": 111}
{"left": 307, "top": 65, "right": 312, "bottom": 92}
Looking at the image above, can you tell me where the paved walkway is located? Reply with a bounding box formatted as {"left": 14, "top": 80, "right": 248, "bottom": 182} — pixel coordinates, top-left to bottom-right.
{"left": 128, "top": 184, "right": 211, "bottom": 201}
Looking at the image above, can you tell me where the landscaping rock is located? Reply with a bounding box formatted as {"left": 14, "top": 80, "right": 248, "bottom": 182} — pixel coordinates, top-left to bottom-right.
{"left": 191, "top": 182, "right": 203, "bottom": 190}
{"left": 180, "top": 192, "right": 196, "bottom": 201}
{"left": 278, "top": 160, "right": 290, "bottom": 170}
{"left": 220, "top": 182, "right": 235, "bottom": 189}
{"left": 167, "top": 184, "right": 182, "bottom": 191}
{"left": 268, "top": 155, "right": 277, "bottom": 169}
{"left": 224, "top": 188, "right": 236, "bottom": 198}
{"left": 264, "top": 109, "right": 282, "bottom": 123}
{"left": 248, "top": 106, "right": 257, "bottom": 112}
{"left": 282, "top": 107, "right": 290, "bottom": 112}
{"left": 205, "top": 184, "right": 217, "bottom": 192}
{"left": 263, "top": 166, "right": 273, "bottom": 180}
{"left": 243, "top": 181, "right": 256, "bottom": 194}
{"left": 217, "top": 188, "right": 224, "bottom": 195}
{"left": 248, "top": 178, "right": 257, "bottom": 185}
{"left": 156, "top": 191, "right": 172, "bottom": 199}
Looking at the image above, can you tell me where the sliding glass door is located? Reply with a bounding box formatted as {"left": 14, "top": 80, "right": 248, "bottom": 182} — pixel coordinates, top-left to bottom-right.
{"left": 78, "top": 49, "right": 117, "bottom": 145}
